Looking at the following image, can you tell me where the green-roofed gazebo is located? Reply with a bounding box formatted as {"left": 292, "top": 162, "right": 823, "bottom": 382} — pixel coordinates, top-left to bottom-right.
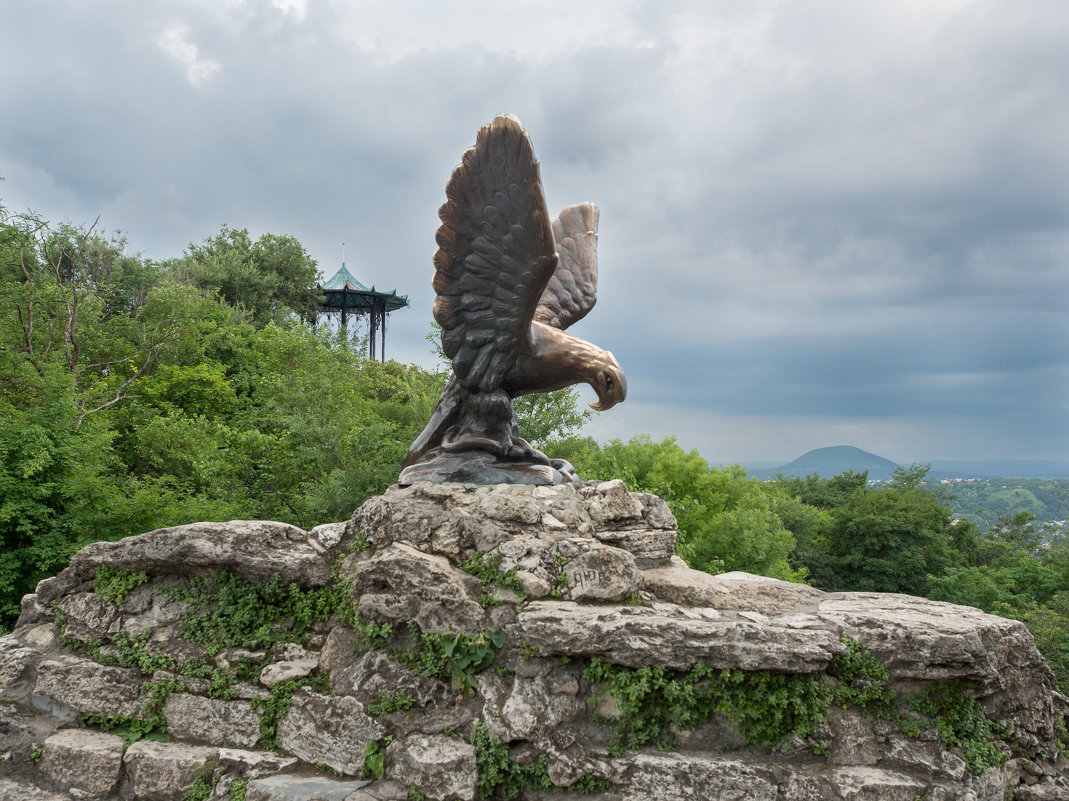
{"left": 318, "top": 263, "right": 409, "bottom": 361}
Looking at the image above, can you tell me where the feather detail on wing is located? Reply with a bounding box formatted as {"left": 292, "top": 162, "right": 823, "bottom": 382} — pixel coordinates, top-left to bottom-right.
{"left": 535, "top": 202, "right": 599, "bottom": 331}
{"left": 432, "top": 115, "right": 558, "bottom": 392}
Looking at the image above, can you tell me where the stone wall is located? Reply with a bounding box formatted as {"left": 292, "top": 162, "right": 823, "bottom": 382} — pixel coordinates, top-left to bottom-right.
{"left": 1, "top": 480, "right": 1068, "bottom": 800}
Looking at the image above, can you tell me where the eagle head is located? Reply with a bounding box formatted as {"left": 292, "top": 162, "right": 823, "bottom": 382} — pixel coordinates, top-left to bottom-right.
{"left": 589, "top": 352, "right": 627, "bottom": 411}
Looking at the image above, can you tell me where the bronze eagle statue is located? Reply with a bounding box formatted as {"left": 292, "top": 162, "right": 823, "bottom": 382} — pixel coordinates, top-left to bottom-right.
{"left": 399, "top": 114, "right": 626, "bottom": 485}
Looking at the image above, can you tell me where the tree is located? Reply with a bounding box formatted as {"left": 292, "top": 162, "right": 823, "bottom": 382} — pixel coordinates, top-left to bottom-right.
{"left": 0, "top": 215, "right": 208, "bottom": 424}
{"left": 0, "top": 208, "right": 226, "bottom": 623}
{"left": 771, "top": 471, "right": 869, "bottom": 510}
{"left": 174, "top": 225, "right": 320, "bottom": 326}
{"left": 801, "top": 465, "right": 967, "bottom": 596}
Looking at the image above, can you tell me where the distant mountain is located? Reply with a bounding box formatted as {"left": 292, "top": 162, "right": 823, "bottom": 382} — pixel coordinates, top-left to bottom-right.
{"left": 748, "top": 446, "right": 900, "bottom": 481}
{"left": 746, "top": 448, "right": 1069, "bottom": 481}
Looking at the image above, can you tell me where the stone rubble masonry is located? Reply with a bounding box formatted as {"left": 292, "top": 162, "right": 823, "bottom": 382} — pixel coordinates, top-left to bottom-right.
{"left": 243, "top": 774, "right": 371, "bottom": 801}
{"left": 386, "top": 733, "right": 478, "bottom": 801}
{"left": 162, "top": 692, "right": 263, "bottom": 748}
{"left": 274, "top": 688, "right": 384, "bottom": 776}
{"left": 1, "top": 479, "right": 1068, "bottom": 800}
{"left": 0, "top": 638, "right": 38, "bottom": 703}
{"left": 33, "top": 656, "right": 146, "bottom": 719}
{"left": 35, "top": 520, "right": 334, "bottom": 606}
{"left": 345, "top": 480, "right": 677, "bottom": 566}
{"left": 343, "top": 541, "right": 487, "bottom": 635}
{"left": 121, "top": 740, "right": 219, "bottom": 801}
{"left": 39, "top": 728, "right": 123, "bottom": 796}
{"left": 0, "top": 778, "right": 73, "bottom": 801}
{"left": 511, "top": 600, "right": 843, "bottom": 672}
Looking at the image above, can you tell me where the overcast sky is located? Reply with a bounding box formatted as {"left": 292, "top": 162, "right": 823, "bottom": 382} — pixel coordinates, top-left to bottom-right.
{"left": 2, "top": 0, "right": 1066, "bottom": 464}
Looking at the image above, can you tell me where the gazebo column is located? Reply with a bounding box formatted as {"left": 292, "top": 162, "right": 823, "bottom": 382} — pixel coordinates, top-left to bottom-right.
{"left": 378, "top": 299, "right": 387, "bottom": 362}
{"left": 369, "top": 303, "right": 378, "bottom": 361}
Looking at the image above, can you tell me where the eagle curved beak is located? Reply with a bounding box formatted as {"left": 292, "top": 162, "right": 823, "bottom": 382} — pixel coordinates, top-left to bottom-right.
{"left": 589, "top": 365, "right": 627, "bottom": 411}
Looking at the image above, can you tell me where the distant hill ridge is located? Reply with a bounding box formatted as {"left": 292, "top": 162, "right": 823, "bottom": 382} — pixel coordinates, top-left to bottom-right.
{"left": 746, "top": 446, "right": 1069, "bottom": 480}
{"left": 749, "top": 446, "right": 899, "bottom": 481}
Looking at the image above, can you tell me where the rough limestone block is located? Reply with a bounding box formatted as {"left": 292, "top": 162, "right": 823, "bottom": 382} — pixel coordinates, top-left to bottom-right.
{"left": 822, "top": 707, "right": 881, "bottom": 769}
{"left": 122, "top": 740, "right": 219, "bottom": 801}
{"left": 0, "top": 778, "right": 74, "bottom": 800}
{"left": 825, "top": 765, "right": 926, "bottom": 800}
{"left": 244, "top": 775, "right": 371, "bottom": 801}
{"left": 515, "top": 570, "right": 551, "bottom": 599}
{"left": 54, "top": 592, "right": 120, "bottom": 640}
{"left": 820, "top": 591, "right": 1062, "bottom": 753}
{"left": 327, "top": 648, "right": 444, "bottom": 707}
{"left": 477, "top": 485, "right": 543, "bottom": 526}
{"left": 641, "top": 558, "right": 736, "bottom": 607}
{"left": 562, "top": 544, "right": 641, "bottom": 602}
{"left": 591, "top": 527, "right": 677, "bottom": 563}
{"left": 16, "top": 592, "right": 52, "bottom": 627}
{"left": 163, "top": 692, "right": 263, "bottom": 748}
{"left": 512, "top": 601, "right": 842, "bottom": 672}
{"left": 669, "top": 569, "right": 827, "bottom": 614}
{"left": 259, "top": 658, "right": 318, "bottom": 687}
{"left": 309, "top": 521, "right": 346, "bottom": 554}
{"left": 620, "top": 753, "right": 780, "bottom": 801}
{"left": 275, "top": 688, "right": 383, "bottom": 776}
{"left": 39, "top": 728, "right": 123, "bottom": 796}
{"left": 33, "top": 656, "right": 145, "bottom": 718}
{"left": 119, "top": 584, "right": 188, "bottom": 634}
{"left": 387, "top": 733, "right": 478, "bottom": 801}
{"left": 318, "top": 626, "right": 361, "bottom": 678}
{"left": 13, "top": 621, "right": 57, "bottom": 650}
{"left": 492, "top": 535, "right": 556, "bottom": 582}
{"left": 819, "top": 592, "right": 1045, "bottom": 685}
{"left": 344, "top": 482, "right": 678, "bottom": 563}
{"left": 340, "top": 780, "right": 410, "bottom": 801}
{"left": 580, "top": 479, "right": 645, "bottom": 525}
{"left": 0, "top": 638, "right": 39, "bottom": 702}
{"left": 217, "top": 747, "right": 299, "bottom": 777}
{"left": 632, "top": 491, "right": 678, "bottom": 530}
{"left": 478, "top": 668, "right": 584, "bottom": 743}
{"left": 346, "top": 542, "right": 486, "bottom": 635}
{"left": 882, "top": 733, "right": 968, "bottom": 781}
{"left": 1014, "top": 777, "right": 1069, "bottom": 801}
{"left": 0, "top": 701, "right": 42, "bottom": 760}
{"left": 63, "top": 520, "right": 332, "bottom": 588}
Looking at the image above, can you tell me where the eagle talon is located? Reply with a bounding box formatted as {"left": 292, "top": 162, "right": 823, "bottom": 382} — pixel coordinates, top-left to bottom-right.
{"left": 441, "top": 430, "right": 508, "bottom": 456}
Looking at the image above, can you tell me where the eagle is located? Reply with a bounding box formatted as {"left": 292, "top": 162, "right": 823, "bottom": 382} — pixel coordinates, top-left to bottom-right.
{"left": 400, "top": 114, "right": 626, "bottom": 485}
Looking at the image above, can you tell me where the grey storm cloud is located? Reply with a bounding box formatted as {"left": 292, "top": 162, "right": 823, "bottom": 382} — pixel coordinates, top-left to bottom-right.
{"left": 1, "top": 0, "right": 1066, "bottom": 463}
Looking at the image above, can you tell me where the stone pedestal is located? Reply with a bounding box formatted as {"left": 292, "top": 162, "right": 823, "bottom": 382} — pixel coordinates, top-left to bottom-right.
{"left": 1, "top": 481, "right": 1067, "bottom": 800}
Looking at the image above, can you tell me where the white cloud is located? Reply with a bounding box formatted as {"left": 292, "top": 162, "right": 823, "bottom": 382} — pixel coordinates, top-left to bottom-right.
{"left": 332, "top": 0, "right": 650, "bottom": 65}
{"left": 3, "top": 0, "right": 1066, "bottom": 461}
{"left": 272, "top": 0, "right": 307, "bottom": 21}
{"left": 155, "top": 24, "right": 220, "bottom": 86}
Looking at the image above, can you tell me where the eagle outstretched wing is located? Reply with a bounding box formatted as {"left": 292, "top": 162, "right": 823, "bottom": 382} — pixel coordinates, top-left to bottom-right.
{"left": 433, "top": 114, "right": 558, "bottom": 393}
{"left": 535, "top": 202, "right": 599, "bottom": 331}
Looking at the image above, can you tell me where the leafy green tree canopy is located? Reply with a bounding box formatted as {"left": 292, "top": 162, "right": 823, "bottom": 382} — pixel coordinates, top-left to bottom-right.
{"left": 798, "top": 465, "right": 973, "bottom": 596}
{"left": 175, "top": 225, "right": 320, "bottom": 327}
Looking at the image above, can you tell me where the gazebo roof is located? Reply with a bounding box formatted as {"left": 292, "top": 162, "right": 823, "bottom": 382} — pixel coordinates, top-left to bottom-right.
{"left": 321, "top": 264, "right": 368, "bottom": 291}
{"left": 319, "top": 264, "right": 409, "bottom": 313}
